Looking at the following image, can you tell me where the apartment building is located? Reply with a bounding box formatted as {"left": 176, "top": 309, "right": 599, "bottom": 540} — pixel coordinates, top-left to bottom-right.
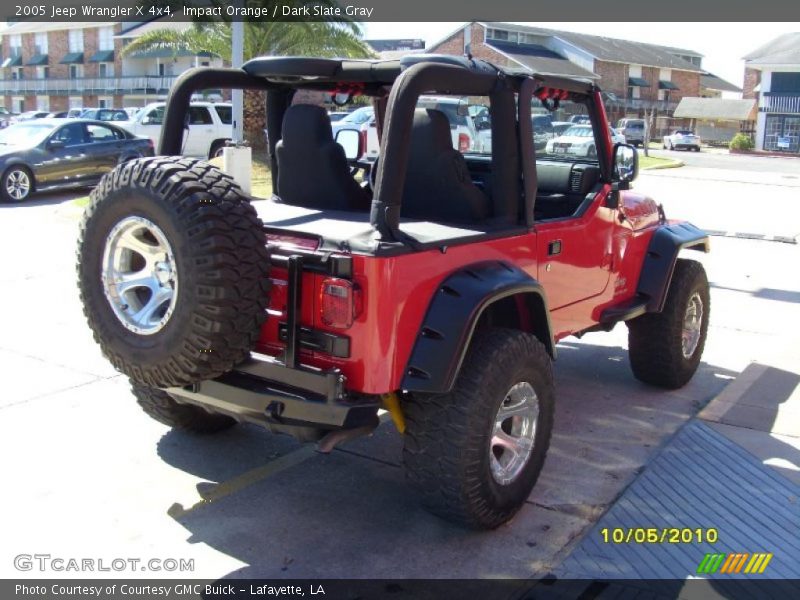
{"left": 0, "top": 20, "right": 222, "bottom": 113}
{"left": 743, "top": 32, "right": 800, "bottom": 154}
{"left": 429, "top": 23, "right": 725, "bottom": 134}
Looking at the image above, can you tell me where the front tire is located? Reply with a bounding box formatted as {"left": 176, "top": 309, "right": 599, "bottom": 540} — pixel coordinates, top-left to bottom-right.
{"left": 403, "top": 329, "right": 555, "bottom": 529}
{"left": 131, "top": 381, "right": 236, "bottom": 433}
{"left": 77, "top": 157, "right": 270, "bottom": 388}
{"left": 1, "top": 166, "right": 33, "bottom": 203}
{"left": 627, "top": 259, "right": 710, "bottom": 389}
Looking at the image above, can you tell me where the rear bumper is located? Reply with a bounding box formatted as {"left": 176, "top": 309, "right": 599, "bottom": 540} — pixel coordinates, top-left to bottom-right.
{"left": 166, "top": 352, "right": 380, "bottom": 436}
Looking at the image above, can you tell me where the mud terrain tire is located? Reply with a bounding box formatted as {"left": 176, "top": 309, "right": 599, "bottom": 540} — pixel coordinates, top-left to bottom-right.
{"left": 627, "top": 259, "right": 710, "bottom": 389}
{"left": 77, "top": 157, "right": 270, "bottom": 388}
{"left": 403, "top": 328, "right": 555, "bottom": 529}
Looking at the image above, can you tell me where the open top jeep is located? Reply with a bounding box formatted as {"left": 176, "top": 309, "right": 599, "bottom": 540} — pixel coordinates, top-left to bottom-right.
{"left": 77, "top": 55, "right": 709, "bottom": 529}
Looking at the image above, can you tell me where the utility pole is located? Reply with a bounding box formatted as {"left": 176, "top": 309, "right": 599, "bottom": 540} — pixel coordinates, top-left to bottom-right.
{"left": 231, "top": 9, "right": 244, "bottom": 143}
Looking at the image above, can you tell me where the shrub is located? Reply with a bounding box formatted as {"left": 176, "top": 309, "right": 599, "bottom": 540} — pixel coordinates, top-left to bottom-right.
{"left": 729, "top": 133, "right": 754, "bottom": 151}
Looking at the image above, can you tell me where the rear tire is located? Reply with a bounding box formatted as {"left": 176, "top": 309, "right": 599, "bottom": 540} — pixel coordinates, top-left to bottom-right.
{"left": 131, "top": 381, "right": 236, "bottom": 433}
{"left": 403, "top": 329, "right": 555, "bottom": 529}
{"left": 627, "top": 259, "right": 710, "bottom": 389}
{"left": 77, "top": 156, "right": 270, "bottom": 388}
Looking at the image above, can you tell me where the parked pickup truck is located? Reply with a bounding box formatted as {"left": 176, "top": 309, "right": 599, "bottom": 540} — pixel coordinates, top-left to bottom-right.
{"left": 120, "top": 101, "right": 232, "bottom": 159}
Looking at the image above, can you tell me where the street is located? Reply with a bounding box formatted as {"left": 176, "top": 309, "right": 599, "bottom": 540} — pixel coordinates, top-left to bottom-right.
{"left": 0, "top": 152, "right": 798, "bottom": 580}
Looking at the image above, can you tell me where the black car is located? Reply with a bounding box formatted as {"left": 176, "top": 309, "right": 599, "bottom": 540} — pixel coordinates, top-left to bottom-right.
{"left": 0, "top": 119, "right": 154, "bottom": 203}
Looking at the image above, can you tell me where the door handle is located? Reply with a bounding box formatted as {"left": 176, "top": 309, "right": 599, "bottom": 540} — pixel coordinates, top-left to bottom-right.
{"left": 548, "top": 240, "right": 562, "bottom": 256}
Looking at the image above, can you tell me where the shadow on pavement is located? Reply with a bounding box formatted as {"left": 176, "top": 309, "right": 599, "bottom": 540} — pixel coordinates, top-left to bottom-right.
{"left": 152, "top": 339, "right": 738, "bottom": 579}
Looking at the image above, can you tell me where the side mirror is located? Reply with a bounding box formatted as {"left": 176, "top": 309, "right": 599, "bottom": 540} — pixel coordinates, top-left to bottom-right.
{"left": 47, "top": 139, "right": 65, "bottom": 151}
{"left": 141, "top": 116, "right": 151, "bottom": 125}
{"left": 613, "top": 143, "right": 638, "bottom": 188}
{"left": 335, "top": 129, "right": 361, "bottom": 160}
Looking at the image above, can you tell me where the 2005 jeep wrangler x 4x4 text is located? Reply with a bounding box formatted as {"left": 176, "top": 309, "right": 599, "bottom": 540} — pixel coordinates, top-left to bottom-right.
{"left": 77, "top": 55, "right": 710, "bottom": 529}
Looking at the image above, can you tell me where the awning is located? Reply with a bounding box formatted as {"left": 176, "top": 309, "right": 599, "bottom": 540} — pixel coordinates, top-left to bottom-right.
{"left": 88, "top": 50, "right": 114, "bottom": 62}
{"left": 659, "top": 80, "right": 680, "bottom": 90}
{"left": 26, "top": 54, "right": 49, "bottom": 66}
{"left": 628, "top": 77, "right": 650, "bottom": 87}
{"left": 1, "top": 56, "right": 22, "bottom": 68}
{"left": 60, "top": 52, "right": 84, "bottom": 64}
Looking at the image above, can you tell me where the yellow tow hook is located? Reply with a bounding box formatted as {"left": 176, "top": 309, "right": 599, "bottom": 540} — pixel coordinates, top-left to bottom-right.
{"left": 381, "top": 392, "right": 406, "bottom": 434}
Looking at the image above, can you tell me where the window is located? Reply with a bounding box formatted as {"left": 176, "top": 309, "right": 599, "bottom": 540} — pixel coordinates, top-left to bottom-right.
{"left": 69, "top": 64, "right": 82, "bottom": 79}
{"left": 69, "top": 29, "right": 84, "bottom": 53}
{"left": 36, "top": 66, "right": 49, "bottom": 79}
{"left": 9, "top": 35, "right": 22, "bottom": 57}
{"left": 188, "top": 106, "right": 213, "bottom": 125}
{"left": 98, "top": 26, "right": 114, "bottom": 51}
{"left": 34, "top": 33, "right": 48, "bottom": 55}
{"left": 214, "top": 105, "right": 232, "bottom": 124}
{"left": 98, "top": 63, "right": 114, "bottom": 78}
{"left": 12, "top": 68, "right": 24, "bottom": 80}
{"left": 52, "top": 123, "right": 86, "bottom": 146}
{"left": 12, "top": 97, "right": 24, "bottom": 113}
{"left": 87, "top": 123, "right": 124, "bottom": 142}
{"left": 158, "top": 63, "right": 166, "bottom": 77}
{"left": 69, "top": 97, "right": 82, "bottom": 109}
{"left": 36, "top": 96, "right": 49, "bottom": 112}
{"left": 144, "top": 106, "right": 165, "bottom": 125}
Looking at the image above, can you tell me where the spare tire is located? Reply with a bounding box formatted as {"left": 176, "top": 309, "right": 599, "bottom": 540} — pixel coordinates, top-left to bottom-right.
{"left": 77, "top": 156, "right": 270, "bottom": 388}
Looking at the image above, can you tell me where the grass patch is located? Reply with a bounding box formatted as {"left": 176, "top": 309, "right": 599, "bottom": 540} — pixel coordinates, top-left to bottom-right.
{"left": 73, "top": 196, "right": 90, "bottom": 208}
{"left": 639, "top": 155, "right": 682, "bottom": 170}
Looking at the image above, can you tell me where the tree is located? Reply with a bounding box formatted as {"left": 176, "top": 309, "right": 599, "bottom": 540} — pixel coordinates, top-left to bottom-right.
{"left": 122, "top": 1, "right": 374, "bottom": 63}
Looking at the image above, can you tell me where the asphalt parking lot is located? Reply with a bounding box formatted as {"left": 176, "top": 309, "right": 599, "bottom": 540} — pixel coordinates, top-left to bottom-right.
{"left": 0, "top": 152, "right": 798, "bottom": 580}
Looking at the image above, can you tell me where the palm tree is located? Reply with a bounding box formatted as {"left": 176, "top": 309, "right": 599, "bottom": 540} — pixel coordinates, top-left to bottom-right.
{"left": 121, "top": 1, "right": 374, "bottom": 63}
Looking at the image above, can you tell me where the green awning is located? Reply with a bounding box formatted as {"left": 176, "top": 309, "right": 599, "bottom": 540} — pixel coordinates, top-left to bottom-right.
{"left": 60, "top": 52, "right": 84, "bottom": 64}
{"left": 628, "top": 77, "right": 650, "bottom": 87}
{"left": 88, "top": 50, "right": 115, "bottom": 62}
{"left": 26, "top": 54, "right": 49, "bottom": 66}
{"left": 659, "top": 80, "right": 680, "bottom": 90}
{"left": 1, "top": 56, "right": 22, "bottom": 68}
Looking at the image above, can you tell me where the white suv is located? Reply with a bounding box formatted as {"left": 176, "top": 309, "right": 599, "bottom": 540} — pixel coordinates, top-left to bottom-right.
{"left": 121, "top": 102, "right": 233, "bottom": 158}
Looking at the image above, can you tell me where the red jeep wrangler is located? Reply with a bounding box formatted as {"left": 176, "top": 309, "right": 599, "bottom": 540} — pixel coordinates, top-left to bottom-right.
{"left": 77, "top": 55, "right": 710, "bottom": 529}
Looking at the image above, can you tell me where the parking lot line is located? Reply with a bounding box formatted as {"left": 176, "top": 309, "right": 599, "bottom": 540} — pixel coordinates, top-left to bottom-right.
{"left": 168, "top": 444, "right": 318, "bottom": 519}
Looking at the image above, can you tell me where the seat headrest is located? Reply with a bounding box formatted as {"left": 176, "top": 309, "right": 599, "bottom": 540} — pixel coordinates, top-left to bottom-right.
{"left": 281, "top": 104, "right": 333, "bottom": 145}
{"left": 412, "top": 108, "right": 453, "bottom": 150}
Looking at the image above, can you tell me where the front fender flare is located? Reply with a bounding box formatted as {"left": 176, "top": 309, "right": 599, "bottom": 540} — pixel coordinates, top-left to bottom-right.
{"left": 401, "top": 261, "right": 554, "bottom": 394}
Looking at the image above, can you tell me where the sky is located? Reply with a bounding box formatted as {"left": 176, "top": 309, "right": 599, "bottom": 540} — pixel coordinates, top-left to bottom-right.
{"left": 362, "top": 22, "right": 800, "bottom": 90}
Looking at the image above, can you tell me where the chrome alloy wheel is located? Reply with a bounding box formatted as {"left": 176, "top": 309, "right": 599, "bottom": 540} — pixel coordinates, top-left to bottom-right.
{"left": 101, "top": 216, "right": 179, "bottom": 335}
{"left": 681, "top": 292, "right": 704, "bottom": 359}
{"left": 5, "top": 169, "right": 31, "bottom": 201}
{"left": 490, "top": 382, "right": 539, "bottom": 485}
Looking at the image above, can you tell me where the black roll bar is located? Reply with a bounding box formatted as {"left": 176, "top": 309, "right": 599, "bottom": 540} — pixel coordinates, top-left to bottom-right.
{"left": 159, "top": 67, "right": 273, "bottom": 156}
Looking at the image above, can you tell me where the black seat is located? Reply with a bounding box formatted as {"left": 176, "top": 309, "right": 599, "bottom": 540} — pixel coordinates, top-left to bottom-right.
{"left": 276, "top": 105, "right": 370, "bottom": 211}
{"left": 400, "top": 109, "right": 490, "bottom": 223}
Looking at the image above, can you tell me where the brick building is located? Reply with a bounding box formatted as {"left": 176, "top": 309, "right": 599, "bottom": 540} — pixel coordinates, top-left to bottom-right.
{"left": 428, "top": 23, "right": 717, "bottom": 133}
{"left": 1, "top": 20, "right": 222, "bottom": 113}
{"left": 742, "top": 32, "right": 800, "bottom": 153}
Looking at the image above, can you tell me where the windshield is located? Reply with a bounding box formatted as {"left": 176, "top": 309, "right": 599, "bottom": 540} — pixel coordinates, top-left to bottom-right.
{"left": 562, "top": 126, "right": 593, "bottom": 137}
{"left": 0, "top": 123, "right": 54, "bottom": 146}
{"left": 675, "top": 130, "right": 694, "bottom": 135}
{"left": 342, "top": 107, "right": 373, "bottom": 125}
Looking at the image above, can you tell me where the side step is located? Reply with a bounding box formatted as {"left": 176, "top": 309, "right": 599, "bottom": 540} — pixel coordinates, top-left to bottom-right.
{"left": 600, "top": 296, "right": 649, "bottom": 325}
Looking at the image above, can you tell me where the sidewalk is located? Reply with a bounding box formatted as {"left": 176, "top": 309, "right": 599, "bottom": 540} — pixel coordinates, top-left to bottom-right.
{"left": 551, "top": 361, "right": 800, "bottom": 582}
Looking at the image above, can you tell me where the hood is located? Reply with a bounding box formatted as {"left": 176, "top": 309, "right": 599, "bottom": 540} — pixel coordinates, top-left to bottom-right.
{"left": 620, "top": 190, "right": 660, "bottom": 231}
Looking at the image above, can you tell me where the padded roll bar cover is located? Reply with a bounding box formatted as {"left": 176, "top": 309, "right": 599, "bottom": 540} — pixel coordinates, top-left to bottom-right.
{"left": 370, "top": 62, "right": 500, "bottom": 237}
{"left": 518, "top": 78, "right": 537, "bottom": 227}
{"left": 160, "top": 67, "right": 272, "bottom": 156}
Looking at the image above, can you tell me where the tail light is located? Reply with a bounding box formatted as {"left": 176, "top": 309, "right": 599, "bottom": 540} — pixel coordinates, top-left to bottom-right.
{"left": 319, "top": 278, "right": 362, "bottom": 329}
{"left": 458, "top": 133, "right": 471, "bottom": 153}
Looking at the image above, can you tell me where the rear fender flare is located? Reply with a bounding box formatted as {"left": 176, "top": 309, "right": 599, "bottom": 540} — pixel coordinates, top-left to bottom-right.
{"left": 401, "top": 261, "right": 555, "bottom": 394}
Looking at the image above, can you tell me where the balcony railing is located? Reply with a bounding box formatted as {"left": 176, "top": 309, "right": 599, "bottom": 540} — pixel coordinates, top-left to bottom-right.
{"left": 761, "top": 93, "right": 800, "bottom": 114}
{"left": 0, "top": 76, "right": 177, "bottom": 95}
